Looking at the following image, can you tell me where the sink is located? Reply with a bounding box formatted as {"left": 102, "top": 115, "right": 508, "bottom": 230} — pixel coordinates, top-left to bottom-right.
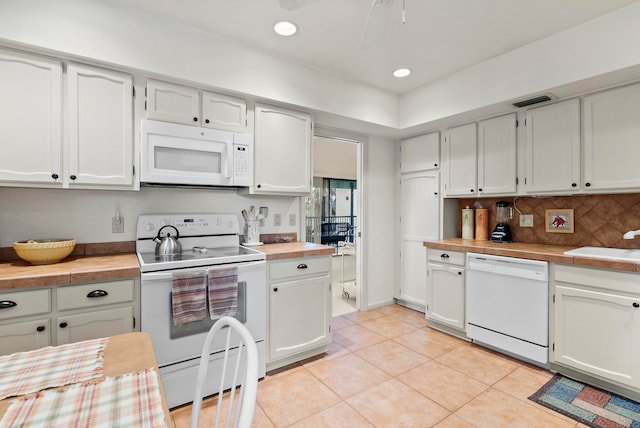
{"left": 563, "top": 246, "right": 640, "bottom": 261}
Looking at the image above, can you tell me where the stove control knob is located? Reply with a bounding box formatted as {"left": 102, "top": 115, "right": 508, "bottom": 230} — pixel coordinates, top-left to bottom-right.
{"left": 144, "top": 223, "right": 155, "bottom": 232}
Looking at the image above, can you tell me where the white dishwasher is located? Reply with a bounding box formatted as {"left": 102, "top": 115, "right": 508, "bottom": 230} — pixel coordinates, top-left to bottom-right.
{"left": 466, "top": 252, "right": 549, "bottom": 366}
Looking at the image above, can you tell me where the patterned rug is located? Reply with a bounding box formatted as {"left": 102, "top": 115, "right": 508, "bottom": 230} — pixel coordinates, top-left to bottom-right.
{"left": 528, "top": 374, "right": 640, "bottom": 428}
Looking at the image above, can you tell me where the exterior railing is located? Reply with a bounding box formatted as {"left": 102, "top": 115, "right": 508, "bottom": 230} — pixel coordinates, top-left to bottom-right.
{"left": 305, "top": 216, "right": 356, "bottom": 248}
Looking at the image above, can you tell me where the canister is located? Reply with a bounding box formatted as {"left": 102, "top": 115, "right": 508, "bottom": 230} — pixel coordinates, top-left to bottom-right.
{"left": 475, "top": 205, "right": 489, "bottom": 240}
{"left": 462, "top": 206, "right": 474, "bottom": 239}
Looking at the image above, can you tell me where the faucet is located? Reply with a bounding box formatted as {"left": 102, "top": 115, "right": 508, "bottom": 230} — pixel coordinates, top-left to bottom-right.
{"left": 623, "top": 230, "right": 640, "bottom": 239}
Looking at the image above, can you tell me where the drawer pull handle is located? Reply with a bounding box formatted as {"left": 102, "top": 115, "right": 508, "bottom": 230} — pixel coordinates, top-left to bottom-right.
{"left": 87, "top": 289, "right": 109, "bottom": 298}
{"left": 36, "top": 326, "right": 46, "bottom": 332}
{"left": 59, "top": 322, "right": 68, "bottom": 328}
{"left": 0, "top": 300, "right": 17, "bottom": 310}
{"left": 440, "top": 254, "right": 450, "bottom": 259}
{"left": 633, "top": 302, "right": 639, "bottom": 308}
{"left": 297, "top": 263, "right": 308, "bottom": 269}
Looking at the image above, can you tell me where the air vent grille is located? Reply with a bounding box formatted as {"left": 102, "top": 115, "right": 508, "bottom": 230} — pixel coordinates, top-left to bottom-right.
{"left": 512, "top": 94, "right": 554, "bottom": 108}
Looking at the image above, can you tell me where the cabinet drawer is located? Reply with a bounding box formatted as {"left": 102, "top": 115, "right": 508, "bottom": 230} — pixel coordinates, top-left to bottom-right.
{"left": 427, "top": 249, "right": 465, "bottom": 266}
{"left": 0, "top": 289, "right": 50, "bottom": 320}
{"left": 269, "top": 256, "right": 331, "bottom": 281}
{"left": 57, "top": 279, "right": 134, "bottom": 311}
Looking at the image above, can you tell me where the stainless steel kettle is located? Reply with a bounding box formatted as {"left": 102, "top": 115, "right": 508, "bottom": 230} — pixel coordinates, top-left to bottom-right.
{"left": 153, "top": 225, "right": 182, "bottom": 256}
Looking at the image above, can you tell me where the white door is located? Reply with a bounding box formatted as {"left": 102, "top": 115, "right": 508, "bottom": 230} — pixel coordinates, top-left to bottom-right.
{"left": 443, "top": 123, "right": 477, "bottom": 197}
{"left": 0, "top": 48, "right": 62, "bottom": 185}
{"left": 56, "top": 306, "right": 133, "bottom": 345}
{"left": 0, "top": 319, "right": 50, "bottom": 355}
{"left": 66, "top": 63, "right": 134, "bottom": 188}
{"left": 401, "top": 132, "right": 440, "bottom": 173}
{"left": 524, "top": 99, "right": 580, "bottom": 193}
{"left": 201, "top": 91, "right": 247, "bottom": 132}
{"left": 478, "top": 113, "right": 517, "bottom": 195}
{"left": 146, "top": 79, "right": 200, "bottom": 125}
{"left": 427, "top": 264, "right": 465, "bottom": 329}
{"left": 583, "top": 83, "right": 640, "bottom": 191}
{"left": 400, "top": 171, "right": 439, "bottom": 306}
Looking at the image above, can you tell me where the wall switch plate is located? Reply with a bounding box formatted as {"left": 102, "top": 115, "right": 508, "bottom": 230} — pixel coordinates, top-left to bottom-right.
{"left": 519, "top": 214, "right": 534, "bottom": 227}
{"left": 289, "top": 213, "right": 296, "bottom": 226}
{"left": 112, "top": 216, "right": 124, "bottom": 233}
{"left": 273, "top": 213, "right": 281, "bottom": 227}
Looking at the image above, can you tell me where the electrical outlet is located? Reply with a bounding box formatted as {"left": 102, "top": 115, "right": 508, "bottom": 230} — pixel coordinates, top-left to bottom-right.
{"left": 289, "top": 213, "right": 296, "bottom": 226}
{"left": 112, "top": 216, "right": 124, "bottom": 233}
{"left": 273, "top": 213, "right": 281, "bottom": 227}
{"left": 519, "top": 214, "right": 534, "bottom": 227}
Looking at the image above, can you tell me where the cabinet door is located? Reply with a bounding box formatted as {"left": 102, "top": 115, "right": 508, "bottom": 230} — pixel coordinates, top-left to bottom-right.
{"left": 478, "top": 113, "right": 516, "bottom": 195}
{"left": 0, "top": 318, "right": 50, "bottom": 355}
{"left": 269, "top": 276, "right": 331, "bottom": 361}
{"left": 583, "top": 83, "right": 640, "bottom": 191}
{"left": 554, "top": 285, "right": 640, "bottom": 388}
{"left": 254, "top": 104, "right": 311, "bottom": 195}
{"left": 201, "top": 91, "right": 247, "bottom": 132}
{"left": 400, "top": 132, "right": 440, "bottom": 173}
{"left": 443, "top": 123, "right": 477, "bottom": 197}
{"left": 0, "top": 48, "right": 62, "bottom": 185}
{"left": 56, "top": 306, "right": 133, "bottom": 345}
{"left": 524, "top": 99, "right": 580, "bottom": 193}
{"left": 66, "top": 63, "right": 134, "bottom": 187}
{"left": 399, "top": 172, "right": 439, "bottom": 306}
{"left": 427, "top": 264, "right": 465, "bottom": 330}
{"left": 146, "top": 79, "right": 200, "bottom": 125}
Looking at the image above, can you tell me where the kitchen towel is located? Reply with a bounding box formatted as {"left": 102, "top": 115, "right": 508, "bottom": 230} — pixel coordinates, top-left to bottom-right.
{"left": 171, "top": 269, "right": 207, "bottom": 327}
{"left": 0, "top": 337, "right": 107, "bottom": 400}
{"left": 207, "top": 266, "right": 238, "bottom": 319}
{"left": 0, "top": 368, "right": 167, "bottom": 428}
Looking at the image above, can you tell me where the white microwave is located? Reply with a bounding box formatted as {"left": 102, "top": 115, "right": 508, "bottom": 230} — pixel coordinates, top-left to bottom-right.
{"left": 140, "top": 119, "right": 252, "bottom": 187}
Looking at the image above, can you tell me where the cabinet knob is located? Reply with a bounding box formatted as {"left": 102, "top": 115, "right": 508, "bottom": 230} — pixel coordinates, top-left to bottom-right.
{"left": 193, "top": 117, "right": 198, "bottom": 122}
{"left": 36, "top": 326, "right": 46, "bottom": 332}
{"left": 205, "top": 119, "right": 210, "bottom": 124}
{"left": 69, "top": 175, "right": 77, "bottom": 180}
{"left": 478, "top": 188, "right": 483, "bottom": 192}
{"left": 257, "top": 184, "right": 262, "bottom": 189}
{"left": 0, "top": 300, "right": 17, "bottom": 310}
{"left": 470, "top": 189, "right": 474, "bottom": 193}
{"left": 633, "top": 302, "right": 639, "bottom": 308}
{"left": 297, "top": 263, "right": 308, "bottom": 269}
{"left": 434, "top": 163, "right": 438, "bottom": 167}
{"left": 273, "top": 287, "right": 278, "bottom": 292}
{"left": 434, "top": 192, "right": 438, "bottom": 196}
{"left": 87, "top": 289, "right": 109, "bottom": 298}
{"left": 59, "top": 322, "right": 68, "bottom": 328}
{"left": 585, "top": 182, "right": 591, "bottom": 187}
{"left": 571, "top": 182, "right": 577, "bottom": 187}
{"left": 458, "top": 271, "right": 462, "bottom": 275}
{"left": 51, "top": 173, "right": 59, "bottom": 180}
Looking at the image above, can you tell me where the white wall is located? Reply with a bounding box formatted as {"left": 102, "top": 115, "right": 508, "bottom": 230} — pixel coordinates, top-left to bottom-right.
{"left": 313, "top": 137, "right": 357, "bottom": 181}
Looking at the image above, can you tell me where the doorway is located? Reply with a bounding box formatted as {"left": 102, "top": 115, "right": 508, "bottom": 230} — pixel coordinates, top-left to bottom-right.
{"left": 306, "top": 131, "right": 362, "bottom": 317}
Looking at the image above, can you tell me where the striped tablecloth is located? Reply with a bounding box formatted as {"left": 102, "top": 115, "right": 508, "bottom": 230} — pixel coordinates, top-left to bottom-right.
{"left": 0, "top": 368, "right": 167, "bottom": 427}
{"left": 0, "top": 338, "right": 108, "bottom": 400}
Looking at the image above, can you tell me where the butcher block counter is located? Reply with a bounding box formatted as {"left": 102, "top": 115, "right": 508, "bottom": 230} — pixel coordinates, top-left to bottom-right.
{"left": 255, "top": 241, "right": 335, "bottom": 260}
{"left": 424, "top": 238, "right": 640, "bottom": 273}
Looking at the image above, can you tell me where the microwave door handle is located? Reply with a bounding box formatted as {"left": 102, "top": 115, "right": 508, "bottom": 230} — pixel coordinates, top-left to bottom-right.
{"left": 223, "top": 144, "right": 232, "bottom": 180}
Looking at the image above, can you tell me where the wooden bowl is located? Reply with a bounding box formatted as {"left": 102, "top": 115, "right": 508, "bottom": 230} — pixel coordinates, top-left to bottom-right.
{"left": 13, "top": 239, "right": 76, "bottom": 265}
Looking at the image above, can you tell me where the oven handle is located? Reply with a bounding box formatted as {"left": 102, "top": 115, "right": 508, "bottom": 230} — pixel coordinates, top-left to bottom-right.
{"left": 141, "top": 260, "right": 266, "bottom": 280}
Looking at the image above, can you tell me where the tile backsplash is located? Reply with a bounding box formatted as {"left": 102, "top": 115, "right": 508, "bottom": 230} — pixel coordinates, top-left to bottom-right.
{"left": 458, "top": 193, "right": 640, "bottom": 248}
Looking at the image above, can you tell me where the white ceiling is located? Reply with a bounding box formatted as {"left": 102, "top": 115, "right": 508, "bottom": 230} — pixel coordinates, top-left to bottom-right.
{"left": 109, "top": 0, "right": 636, "bottom": 95}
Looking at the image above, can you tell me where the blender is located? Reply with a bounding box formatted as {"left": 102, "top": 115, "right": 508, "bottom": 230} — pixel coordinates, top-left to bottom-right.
{"left": 490, "top": 201, "right": 513, "bottom": 242}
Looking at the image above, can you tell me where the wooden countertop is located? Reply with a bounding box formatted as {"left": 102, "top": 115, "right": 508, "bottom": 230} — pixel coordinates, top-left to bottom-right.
{"left": 253, "top": 242, "right": 335, "bottom": 260}
{"left": 424, "top": 238, "right": 640, "bottom": 273}
{"left": 0, "top": 253, "right": 140, "bottom": 291}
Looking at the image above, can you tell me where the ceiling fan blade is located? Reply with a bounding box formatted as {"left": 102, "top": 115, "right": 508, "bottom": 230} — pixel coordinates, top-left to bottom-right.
{"left": 361, "top": 0, "right": 394, "bottom": 49}
{"left": 278, "top": 0, "right": 321, "bottom": 11}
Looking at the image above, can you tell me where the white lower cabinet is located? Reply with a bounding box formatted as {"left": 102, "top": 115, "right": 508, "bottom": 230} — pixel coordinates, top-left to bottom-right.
{"left": 0, "top": 279, "right": 138, "bottom": 355}
{"left": 267, "top": 256, "right": 331, "bottom": 370}
{"left": 552, "top": 264, "right": 640, "bottom": 391}
{"left": 426, "top": 249, "right": 465, "bottom": 333}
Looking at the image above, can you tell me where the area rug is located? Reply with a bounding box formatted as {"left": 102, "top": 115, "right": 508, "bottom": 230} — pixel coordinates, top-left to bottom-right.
{"left": 528, "top": 373, "right": 640, "bottom": 428}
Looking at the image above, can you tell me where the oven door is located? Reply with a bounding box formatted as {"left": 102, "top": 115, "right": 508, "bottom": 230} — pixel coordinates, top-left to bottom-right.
{"left": 141, "top": 119, "right": 234, "bottom": 186}
{"left": 140, "top": 260, "right": 266, "bottom": 367}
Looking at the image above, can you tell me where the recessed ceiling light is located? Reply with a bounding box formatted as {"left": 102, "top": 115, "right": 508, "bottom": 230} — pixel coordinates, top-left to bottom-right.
{"left": 393, "top": 68, "right": 411, "bottom": 78}
{"left": 274, "top": 21, "right": 297, "bottom": 37}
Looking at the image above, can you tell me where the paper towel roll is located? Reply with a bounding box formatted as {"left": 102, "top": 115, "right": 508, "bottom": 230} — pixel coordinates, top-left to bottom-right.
{"left": 462, "top": 207, "right": 474, "bottom": 239}
{"left": 475, "top": 207, "right": 489, "bottom": 240}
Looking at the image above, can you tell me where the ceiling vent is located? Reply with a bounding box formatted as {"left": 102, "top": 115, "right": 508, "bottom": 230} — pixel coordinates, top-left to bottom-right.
{"left": 512, "top": 93, "right": 556, "bottom": 108}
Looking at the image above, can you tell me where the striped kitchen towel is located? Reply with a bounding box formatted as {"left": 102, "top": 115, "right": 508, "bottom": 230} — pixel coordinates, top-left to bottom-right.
{"left": 172, "top": 269, "right": 207, "bottom": 326}
{"left": 207, "top": 266, "right": 238, "bottom": 319}
{"left": 0, "top": 368, "right": 167, "bottom": 428}
{"left": 0, "top": 337, "right": 107, "bottom": 401}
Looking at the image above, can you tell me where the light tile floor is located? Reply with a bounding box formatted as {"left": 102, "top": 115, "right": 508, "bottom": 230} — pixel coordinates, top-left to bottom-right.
{"left": 170, "top": 304, "right": 585, "bottom": 428}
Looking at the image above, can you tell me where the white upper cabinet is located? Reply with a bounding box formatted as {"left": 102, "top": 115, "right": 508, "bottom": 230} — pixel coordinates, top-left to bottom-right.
{"left": 0, "top": 48, "right": 63, "bottom": 185}
{"left": 583, "top": 83, "right": 640, "bottom": 192}
{"left": 477, "top": 113, "right": 517, "bottom": 195}
{"left": 524, "top": 99, "right": 580, "bottom": 194}
{"left": 146, "top": 79, "right": 247, "bottom": 132}
{"left": 442, "top": 123, "right": 477, "bottom": 197}
{"left": 400, "top": 132, "right": 440, "bottom": 173}
{"left": 252, "top": 103, "right": 311, "bottom": 195}
{"left": 66, "top": 63, "right": 134, "bottom": 188}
